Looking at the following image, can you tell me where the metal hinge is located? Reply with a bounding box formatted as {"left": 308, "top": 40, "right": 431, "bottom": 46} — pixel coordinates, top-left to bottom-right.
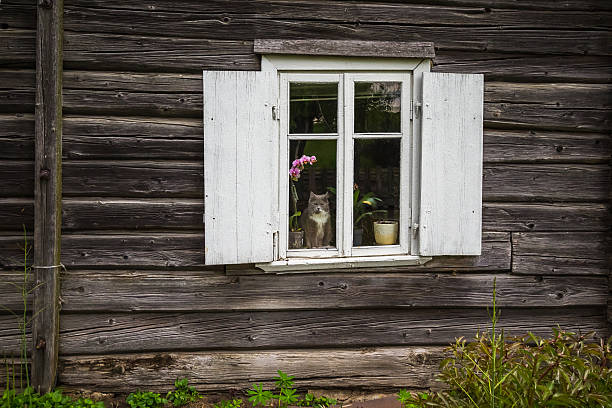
{"left": 272, "top": 231, "right": 279, "bottom": 260}
{"left": 272, "top": 106, "right": 280, "bottom": 120}
{"left": 413, "top": 101, "right": 422, "bottom": 119}
{"left": 411, "top": 223, "right": 419, "bottom": 238}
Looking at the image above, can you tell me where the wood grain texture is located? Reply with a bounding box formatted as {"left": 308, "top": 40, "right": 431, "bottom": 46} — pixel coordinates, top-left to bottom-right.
{"left": 0, "top": 271, "right": 31, "bottom": 312}
{"left": 0, "top": 0, "right": 36, "bottom": 30}
{"left": 63, "top": 90, "right": 202, "bottom": 118}
{"left": 60, "top": 117, "right": 610, "bottom": 163}
{"left": 0, "top": 160, "right": 35, "bottom": 198}
{"left": 60, "top": 234, "right": 205, "bottom": 268}
{"left": 0, "top": 30, "right": 35, "bottom": 68}
{"left": 433, "top": 53, "right": 612, "bottom": 83}
{"left": 254, "top": 39, "right": 435, "bottom": 58}
{"left": 58, "top": 347, "right": 445, "bottom": 392}
{"left": 0, "top": 314, "right": 31, "bottom": 357}
{"left": 57, "top": 271, "right": 607, "bottom": 312}
{"left": 63, "top": 116, "right": 202, "bottom": 160}
{"left": 512, "top": 232, "right": 611, "bottom": 276}
{"left": 32, "top": 0, "right": 62, "bottom": 390}
{"left": 62, "top": 199, "right": 203, "bottom": 231}
{"left": 61, "top": 72, "right": 611, "bottom": 131}
{"left": 0, "top": 69, "right": 35, "bottom": 113}
{"left": 56, "top": 200, "right": 610, "bottom": 233}
{"left": 482, "top": 164, "right": 610, "bottom": 202}
{"left": 483, "top": 203, "right": 611, "bottom": 232}
{"left": 63, "top": 33, "right": 258, "bottom": 72}
{"left": 55, "top": 232, "right": 507, "bottom": 269}
{"left": 61, "top": 0, "right": 612, "bottom": 13}
{"left": 0, "top": 114, "right": 34, "bottom": 160}
{"left": 60, "top": 2, "right": 611, "bottom": 56}
{"left": 203, "top": 71, "right": 278, "bottom": 265}
{"left": 61, "top": 160, "right": 203, "bottom": 198}
{"left": 420, "top": 72, "right": 483, "bottom": 255}
{"left": 58, "top": 161, "right": 610, "bottom": 201}
{"left": 63, "top": 0, "right": 612, "bottom": 29}
{"left": 0, "top": 198, "right": 34, "bottom": 232}
{"left": 58, "top": 307, "right": 608, "bottom": 355}
{"left": 483, "top": 129, "right": 611, "bottom": 164}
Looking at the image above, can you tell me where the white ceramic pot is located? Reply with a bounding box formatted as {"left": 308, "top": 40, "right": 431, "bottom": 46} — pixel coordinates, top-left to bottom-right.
{"left": 373, "top": 221, "right": 398, "bottom": 245}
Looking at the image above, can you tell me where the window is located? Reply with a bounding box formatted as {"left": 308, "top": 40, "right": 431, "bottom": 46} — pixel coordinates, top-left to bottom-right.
{"left": 281, "top": 72, "right": 411, "bottom": 259}
{"left": 202, "top": 41, "right": 483, "bottom": 271}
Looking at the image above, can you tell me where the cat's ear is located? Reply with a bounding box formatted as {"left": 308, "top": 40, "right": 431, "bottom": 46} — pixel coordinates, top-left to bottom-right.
{"left": 324, "top": 191, "right": 329, "bottom": 198}
{"left": 309, "top": 191, "right": 315, "bottom": 199}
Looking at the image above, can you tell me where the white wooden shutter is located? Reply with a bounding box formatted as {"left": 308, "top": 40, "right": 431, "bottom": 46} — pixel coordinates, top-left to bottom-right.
{"left": 419, "top": 72, "right": 483, "bottom": 256}
{"left": 203, "top": 71, "right": 279, "bottom": 265}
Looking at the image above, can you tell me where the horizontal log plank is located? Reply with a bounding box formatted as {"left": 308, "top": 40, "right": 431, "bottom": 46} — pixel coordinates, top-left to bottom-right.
{"left": 63, "top": 116, "right": 202, "bottom": 160}
{"left": 61, "top": 74, "right": 611, "bottom": 131}
{"left": 0, "top": 1, "right": 36, "bottom": 30}
{"left": 0, "top": 114, "right": 34, "bottom": 159}
{"left": 62, "top": 116, "right": 611, "bottom": 163}
{"left": 0, "top": 70, "right": 35, "bottom": 113}
{"left": 483, "top": 129, "right": 611, "bottom": 164}
{"left": 63, "top": 89, "right": 202, "bottom": 118}
{"left": 0, "top": 198, "right": 33, "bottom": 232}
{"left": 485, "top": 104, "right": 610, "bottom": 132}
{"left": 61, "top": 160, "right": 203, "bottom": 198}
{"left": 0, "top": 30, "right": 35, "bottom": 68}
{"left": 63, "top": 33, "right": 259, "bottom": 72}
{"left": 62, "top": 0, "right": 612, "bottom": 13}
{"left": 483, "top": 203, "right": 611, "bottom": 232}
{"left": 58, "top": 346, "right": 445, "bottom": 392}
{"left": 59, "top": 307, "right": 608, "bottom": 355}
{"left": 0, "top": 161, "right": 34, "bottom": 197}
{"left": 486, "top": 82, "right": 612, "bottom": 110}
{"left": 63, "top": 71, "right": 201, "bottom": 92}
{"left": 64, "top": 0, "right": 612, "bottom": 30}
{"left": 58, "top": 161, "right": 611, "bottom": 201}
{"left": 512, "top": 232, "right": 611, "bottom": 276}
{"left": 0, "top": 314, "right": 31, "bottom": 357}
{"left": 55, "top": 232, "right": 507, "bottom": 269}
{"left": 61, "top": 5, "right": 611, "bottom": 56}
{"left": 56, "top": 199, "right": 610, "bottom": 233}
{"left": 0, "top": 271, "right": 32, "bottom": 313}
{"left": 482, "top": 164, "right": 610, "bottom": 202}
{"left": 62, "top": 199, "right": 203, "bottom": 231}
{"left": 5, "top": 161, "right": 610, "bottom": 203}
{"left": 56, "top": 270, "right": 608, "bottom": 312}
{"left": 433, "top": 52, "right": 612, "bottom": 83}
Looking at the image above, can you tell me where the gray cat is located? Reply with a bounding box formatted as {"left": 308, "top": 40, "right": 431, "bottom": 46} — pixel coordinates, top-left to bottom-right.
{"left": 302, "top": 192, "right": 333, "bottom": 248}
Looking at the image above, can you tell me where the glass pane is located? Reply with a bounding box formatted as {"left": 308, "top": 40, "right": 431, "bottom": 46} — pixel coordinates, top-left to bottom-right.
{"left": 354, "top": 82, "right": 401, "bottom": 133}
{"left": 290, "top": 82, "right": 338, "bottom": 134}
{"left": 288, "top": 140, "right": 337, "bottom": 250}
{"left": 353, "top": 139, "right": 401, "bottom": 246}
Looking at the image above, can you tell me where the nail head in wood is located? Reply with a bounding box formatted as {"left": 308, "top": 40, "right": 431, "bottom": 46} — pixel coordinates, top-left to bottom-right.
{"left": 36, "top": 337, "right": 46, "bottom": 350}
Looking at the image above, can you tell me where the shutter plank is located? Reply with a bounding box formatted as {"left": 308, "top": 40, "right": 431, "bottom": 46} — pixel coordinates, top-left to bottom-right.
{"left": 419, "top": 72, "right": 483, "bottom": 256}
{"left": 204, "top": 71, "right": 278, "bottom": 265}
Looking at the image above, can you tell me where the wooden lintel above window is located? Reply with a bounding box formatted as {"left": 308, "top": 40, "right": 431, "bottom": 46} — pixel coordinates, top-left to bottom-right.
{"left": 254, "top": 39, "right": 435, "bottom": 59}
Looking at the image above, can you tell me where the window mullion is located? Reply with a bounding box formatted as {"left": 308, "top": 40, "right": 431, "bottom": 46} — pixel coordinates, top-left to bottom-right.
{"left": 342, "top": 73, "right": 354, "bottom": 257}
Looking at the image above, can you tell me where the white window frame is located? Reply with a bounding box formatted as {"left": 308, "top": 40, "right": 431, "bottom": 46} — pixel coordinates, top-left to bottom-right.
{"left": 264, "top": 55, "right": 431, "bottom": 266}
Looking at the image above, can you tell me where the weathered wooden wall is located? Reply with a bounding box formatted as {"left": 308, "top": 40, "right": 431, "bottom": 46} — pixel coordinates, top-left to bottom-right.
{"left": 0, "top": 0, "right": 611, "bottom": 396}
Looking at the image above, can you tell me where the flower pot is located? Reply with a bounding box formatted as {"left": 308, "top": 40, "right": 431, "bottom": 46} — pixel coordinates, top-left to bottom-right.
{"left": 353, "top": 228, "right": 363, "bottom": 246}
{"left": 289, "top": 230, "right": 304, "bottom": 249}
{"left": 373, "top": 220, "right": 398, "bottom": 245}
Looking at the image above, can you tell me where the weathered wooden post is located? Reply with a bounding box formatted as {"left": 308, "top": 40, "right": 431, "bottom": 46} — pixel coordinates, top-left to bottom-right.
{"left": 32, "top": 0, "right": 63, "bottom": 393}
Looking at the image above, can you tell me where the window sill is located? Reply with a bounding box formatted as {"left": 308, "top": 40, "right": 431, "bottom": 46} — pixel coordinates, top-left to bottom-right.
{"left": 256, "top": 255, "right": 432, "bottom": 273}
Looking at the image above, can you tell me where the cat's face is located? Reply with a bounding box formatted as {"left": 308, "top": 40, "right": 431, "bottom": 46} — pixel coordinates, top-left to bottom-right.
{"left": 308, "top": 192, "right": 330, "bottom": 214}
